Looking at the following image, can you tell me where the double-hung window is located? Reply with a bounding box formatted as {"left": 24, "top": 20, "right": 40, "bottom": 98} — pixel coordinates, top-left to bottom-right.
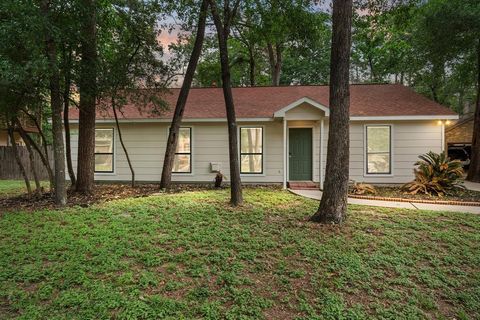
{"left": 95, "top": 128, "right": 114, "bottom": 173}
{"left": 173, "top": 127, "right": 192, "bottom": 173}
{"left": 365, "top": 125, "right": 391, "bottom": 174}
{"left": 240, "top": 127, "right": 263, "bottom": 174}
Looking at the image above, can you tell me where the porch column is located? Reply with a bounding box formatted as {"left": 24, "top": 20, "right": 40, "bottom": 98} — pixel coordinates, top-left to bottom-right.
{"left": 319, "top": 118, "right": 324, "bottom": 189}
{"left": 283, "top": 118, "right": 287, "bottom": 189}
{"left": 441, "top": 121, "right": 445, "bottom": 153}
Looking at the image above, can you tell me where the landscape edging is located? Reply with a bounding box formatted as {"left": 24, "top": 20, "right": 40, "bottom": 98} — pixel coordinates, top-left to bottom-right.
{"left": 348, "top": 194, "right": 480, "bottom": 207}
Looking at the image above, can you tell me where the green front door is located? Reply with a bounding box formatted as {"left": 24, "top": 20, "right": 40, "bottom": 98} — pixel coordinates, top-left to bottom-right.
{"left": 289, "top": 128, "right": 313, "bottom": 181}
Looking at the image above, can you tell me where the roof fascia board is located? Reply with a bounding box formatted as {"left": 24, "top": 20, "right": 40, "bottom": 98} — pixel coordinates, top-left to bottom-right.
{"left": 350, "top": 115, "right": 459, "bottom": 121}
{"left": 67, "top": 115, "right": 459, "bottom": 124}
{"left": 273, "top": 97, "right": 330, "bottom": 117}
{"left": 68, "top": 117, "right": 275, "bottom": 124}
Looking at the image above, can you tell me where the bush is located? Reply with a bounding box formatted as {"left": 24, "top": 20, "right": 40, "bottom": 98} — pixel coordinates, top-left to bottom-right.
{"left": 402, "top": 151, "right": 464, "bottom": 196}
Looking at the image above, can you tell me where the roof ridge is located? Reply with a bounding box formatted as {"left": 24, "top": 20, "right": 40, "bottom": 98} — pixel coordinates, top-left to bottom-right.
{"left": 185, "top": 82, "right": 399, "bottom": 90}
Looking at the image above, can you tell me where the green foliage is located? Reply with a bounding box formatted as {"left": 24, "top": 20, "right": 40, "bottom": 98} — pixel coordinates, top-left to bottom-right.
{"left": 1, "top": 187, "right": 480, "bottom": 319}
{"left": 403, "top": 151, "right": 465, "bottom": 196}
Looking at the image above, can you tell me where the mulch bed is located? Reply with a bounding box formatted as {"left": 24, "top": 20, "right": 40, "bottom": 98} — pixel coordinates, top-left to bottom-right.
{"left": 0, "top": 183, "right": 210, "bottom": 213}
{"left": 0, "top": 183, "right": 281, "bottom": 213}
{"left": 349, "top": 186, "right": 480, "bottom": 206}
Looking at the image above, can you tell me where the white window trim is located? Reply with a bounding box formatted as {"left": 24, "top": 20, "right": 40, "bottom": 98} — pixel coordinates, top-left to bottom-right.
{"left": 238, "top": 125, "right": 266, "bottom": 176}
{"left": 167, "top": 126, "right": 195, "bottom": 176}
{"left": 363, "top": 124, "right": 394, "bottom": 177}
{"left": 94, "top": 127, "right": 116, "bottom": 176}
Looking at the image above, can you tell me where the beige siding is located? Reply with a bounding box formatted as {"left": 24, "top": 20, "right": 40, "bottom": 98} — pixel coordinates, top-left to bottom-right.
{"left": 68, "top": 119, "right": 442, "bottom": 185}
{"left": 69, "top": 121, "right": 284, "bottom": 183}
{"left": 320, "top": 120, "right": 443, "bottom": 184}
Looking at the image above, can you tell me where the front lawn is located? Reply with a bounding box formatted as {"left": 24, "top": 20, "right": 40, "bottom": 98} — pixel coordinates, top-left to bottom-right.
{"left": 0, "top": 189, "right": 479, "bottom": 319}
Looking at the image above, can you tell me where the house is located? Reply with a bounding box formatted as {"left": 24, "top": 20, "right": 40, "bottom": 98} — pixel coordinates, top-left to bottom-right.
{"left": 67, "top": 84, "right": 458, "bottom": 188}
{"left": 0, "top": 116, "right": 38, "bottom": 146}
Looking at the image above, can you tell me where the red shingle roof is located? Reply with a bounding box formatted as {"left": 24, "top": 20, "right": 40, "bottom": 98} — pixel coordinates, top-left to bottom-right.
{"left": 68, "top": 84, "right": 457, "bottom": 120}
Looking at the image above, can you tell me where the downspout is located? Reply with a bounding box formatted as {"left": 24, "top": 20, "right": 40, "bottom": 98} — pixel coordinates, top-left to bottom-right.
{"left": 320, "top": 118, "right": 324, "bottom": 189}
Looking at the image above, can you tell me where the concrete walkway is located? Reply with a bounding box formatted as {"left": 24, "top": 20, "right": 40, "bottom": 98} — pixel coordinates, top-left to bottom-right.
{"left": 464, "top": 180, "right": 480, "bottom": 192}
{"left": 289, "top": 189, "right": 480, "bottom": 214}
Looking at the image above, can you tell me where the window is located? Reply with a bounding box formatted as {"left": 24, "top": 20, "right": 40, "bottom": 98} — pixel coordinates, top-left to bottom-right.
{"left": 95, "top": 128, "right": 114, "bottom": 173}
{"left": 240, "top": 127, "right": 263, "bottom": 174}
{"left": 173, "top": 127, "right": 192, "bottom": 173}
{"left": 366, "top": 125, "right": 391, "bottom": 174}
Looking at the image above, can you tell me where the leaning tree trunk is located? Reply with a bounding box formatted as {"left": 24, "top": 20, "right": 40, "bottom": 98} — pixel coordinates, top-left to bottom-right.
{"left": 112, "top": 98, "right": 135, "bottom": 187}
{"left": 160, "top": 0, "right": 208, "bottom": 190}
{"left": 8, "top": 126, "right": 31, "bottom": 195}
{"left": 310, "top": 0, "right": 353, "bottom": 224}
{"left": 209, "top": 0, "right": 243, "bottom": 206}
{"left": 15, "top": 120, "right": 41, "bottom": 193}
{"left": 467, "top": 38, "right": 480, "bottom": 182}
{"left": 75, "top": 0, "right": 97, "bottom": 194}
{"left": 41, "top": 0, "right": 67, "bottom": 205}
{"left": 63, "top": 48, "right": 76, "bottom": 186}
{"left": 18, "top": 111, "right": 54, "bottom": 188}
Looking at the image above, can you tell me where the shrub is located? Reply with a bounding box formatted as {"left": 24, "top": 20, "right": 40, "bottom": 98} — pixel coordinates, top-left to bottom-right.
{"left": 350, "top": 181, "right": 376, "bottom": 195}
{"left": 402, "top": 151, "right": 464, "bottom": 196}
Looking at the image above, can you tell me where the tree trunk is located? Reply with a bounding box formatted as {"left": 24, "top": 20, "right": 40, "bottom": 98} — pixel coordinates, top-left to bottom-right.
{"left": 467, "top": 39, "right": 480, "bottom": 182}
{"left": 160, "top": 0, "right": 208, "bottom": 190}
{"left": 267, "top": 43, "right": 282, "bottom": 86}
{"left": 22, "top": 109, "right": 51, "bottom": 170}
{"left": 63, "top": 48, "right": 76, "bottom": 186}
{"left": 311, "top": 0, "right": 353, "bottom": 224}
{"left": 368, "top": 55, "right": 375, "bottom": 82}
{"left": 209, "top": 0, "right": 243, "bottom": 206}
{"left": 248, "top": 46, "right": 255, "bottom": 86}
{"left": 15, "top": 120, "right": 41, "bottom": 193}
{"left": 41, "top": 0, "right": 67, "bottom": 205}
{"left": 8, "top": 126, "right": 31, "bottom": 196}
{"left": 112, "top": 98, "right": 136, "bottom": 187}
{"left": 75, "top": 0, "right": 97, "bottom": 194}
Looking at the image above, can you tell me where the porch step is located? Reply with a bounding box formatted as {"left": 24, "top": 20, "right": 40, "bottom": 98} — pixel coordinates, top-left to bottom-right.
{"left": 288, "top": 181, "right": 319, "bottom": 190}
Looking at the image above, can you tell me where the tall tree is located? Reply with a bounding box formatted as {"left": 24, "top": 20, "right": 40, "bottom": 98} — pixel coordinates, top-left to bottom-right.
{"left": 160, "top": 0, "right": 208, "bottom": 190}
{"left": 311, "top": 0, "right": 353, "bottom": 224}
{"left": 470, "top": 42, "right": 480, "bottom": 182}
{"left": 75, "top": 0, "right": 97, "bottom": 193}
{"left": 413, "top": 0, "right": 480, "bottom": 180}
{"left": 96, "top": 0, "right": 168, "bottom": 187}
{"left": 208, "top": 0, "right": 243, "bottom": 206}
{"left": 62, "top": 46, "right": 76, "bottom": 186}
{"left": 40, "top": 0, "right": 67, "bottom": 205}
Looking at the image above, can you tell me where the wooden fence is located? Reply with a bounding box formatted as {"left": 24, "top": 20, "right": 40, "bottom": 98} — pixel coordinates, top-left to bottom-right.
{"left": 0, "top": 146, "right": 53, "bottom": 180}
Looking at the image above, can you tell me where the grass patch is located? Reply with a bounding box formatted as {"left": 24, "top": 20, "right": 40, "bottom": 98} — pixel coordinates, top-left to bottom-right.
{"left": 0, "top": 180, "right": 49, "bottom": 198}
{"left": 0, "top": 189, "right": 479, "bottom": 319}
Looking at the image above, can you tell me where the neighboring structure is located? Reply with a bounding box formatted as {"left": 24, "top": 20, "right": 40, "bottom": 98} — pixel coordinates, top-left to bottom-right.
{"left": 445, "top": 111, "right": 474, "bottom": 170}
{"left": 67, "top": 84, "right": 458, "bottom": 187}
{"left": 445, "top": 115, "right": 474, "bottom": 147}
{"left": 0, "top": 117, "right": 38, "bottom": 146}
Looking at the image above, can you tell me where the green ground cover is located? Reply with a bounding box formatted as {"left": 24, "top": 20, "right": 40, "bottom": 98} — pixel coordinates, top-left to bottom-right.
{"left": 0, "top": 188, "right": 479, "bottom": 319}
